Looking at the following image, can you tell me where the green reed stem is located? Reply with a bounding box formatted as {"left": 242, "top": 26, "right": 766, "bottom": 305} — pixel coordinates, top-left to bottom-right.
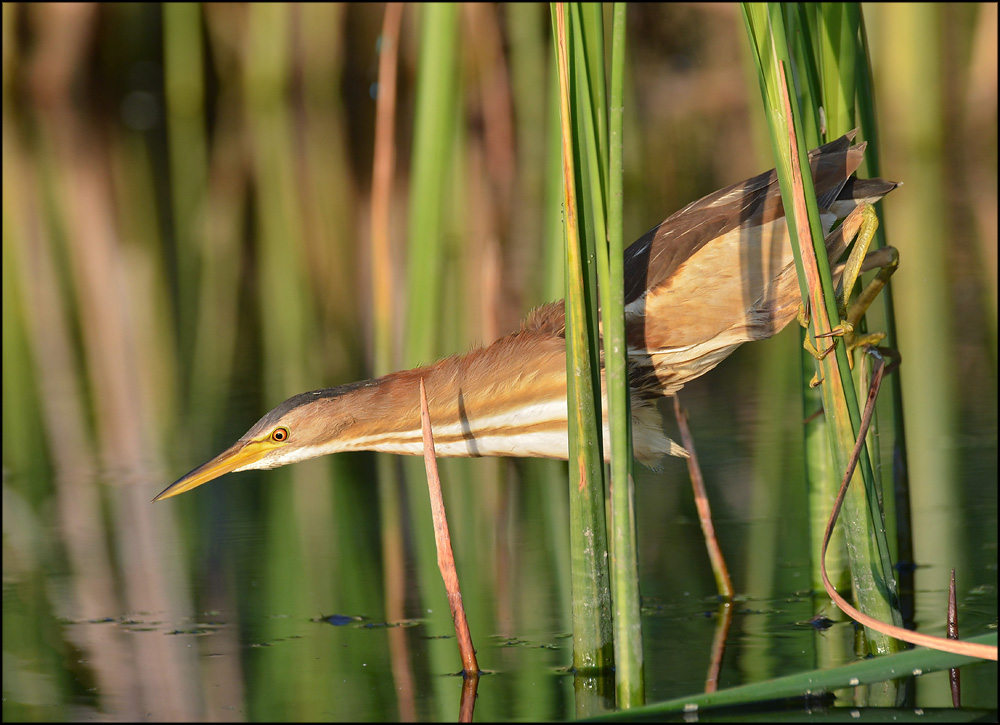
{"left": 405, "top": 3, "right": 460, "bottom": 369}
{"left": 552, "top": 3, "right": 614, "bottom": 692}
{"left": 741, "top": 4, "right": 902, "bottom": 661}
{"left": 403, "top": 5, "right": 462, "bottom": 716}
{"left": 605, "top": 2, "right": 644, "bottom": 709}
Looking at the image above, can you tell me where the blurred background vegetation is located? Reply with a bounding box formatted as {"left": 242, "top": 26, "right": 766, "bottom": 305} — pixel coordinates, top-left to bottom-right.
{"left": 3, "top": 3, "right": 995, "bottom": 720}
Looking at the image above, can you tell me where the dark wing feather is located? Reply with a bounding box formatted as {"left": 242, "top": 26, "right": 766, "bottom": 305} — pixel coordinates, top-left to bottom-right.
{"left": 623, "top": 130, "right": 867, "bottom": 309}
{"left": 520, "top": 131, "right": 897, "bottom": 399}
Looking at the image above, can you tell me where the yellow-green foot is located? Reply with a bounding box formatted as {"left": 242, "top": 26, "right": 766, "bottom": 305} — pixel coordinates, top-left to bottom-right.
{"left": 797, "top": 204, "right": 898, "bottom": 385}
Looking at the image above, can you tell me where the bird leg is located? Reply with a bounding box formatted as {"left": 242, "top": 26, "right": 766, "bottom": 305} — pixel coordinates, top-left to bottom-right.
{"left": 797, "top": 204, "right": 899, "bottom": 385}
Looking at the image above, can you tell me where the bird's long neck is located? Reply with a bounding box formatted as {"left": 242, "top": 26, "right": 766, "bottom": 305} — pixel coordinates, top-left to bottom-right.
{"left": 316, "top": 309, "right": 677, "bottom": 466}
{"left": 332, "top": 323, "right": 571, "bottom": 459}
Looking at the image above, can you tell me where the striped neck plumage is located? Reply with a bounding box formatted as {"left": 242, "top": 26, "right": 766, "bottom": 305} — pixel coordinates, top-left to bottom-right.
{"left": 230, "top": 323, "right": 681, "bottom": 472}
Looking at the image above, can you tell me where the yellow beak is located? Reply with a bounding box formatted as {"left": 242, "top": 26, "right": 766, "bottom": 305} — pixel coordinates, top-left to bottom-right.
{"left": 153, "top": 439, "right": 271, "bottom": 502}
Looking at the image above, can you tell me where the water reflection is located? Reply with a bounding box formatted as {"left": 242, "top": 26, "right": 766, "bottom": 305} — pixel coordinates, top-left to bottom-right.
{"left": 4, "top": 441, "right": 996, "bottom": 719}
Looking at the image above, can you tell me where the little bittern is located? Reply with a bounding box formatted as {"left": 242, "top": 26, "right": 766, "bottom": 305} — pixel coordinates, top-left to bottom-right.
{"left": 155, "top": 131, "right": 897, "bottom": 502}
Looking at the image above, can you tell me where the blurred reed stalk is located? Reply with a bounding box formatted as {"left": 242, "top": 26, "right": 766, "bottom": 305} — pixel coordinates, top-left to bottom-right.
{"left": 369, "top": 4, "right": 418, "bottom": 720}
{"left": 402, "top": 4, "right": 465, "bottom": 715}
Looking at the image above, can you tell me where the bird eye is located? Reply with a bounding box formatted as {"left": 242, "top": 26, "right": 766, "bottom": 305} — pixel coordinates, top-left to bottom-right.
{"left": 271, "top": 427, "right": 289, "bottom": 442}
